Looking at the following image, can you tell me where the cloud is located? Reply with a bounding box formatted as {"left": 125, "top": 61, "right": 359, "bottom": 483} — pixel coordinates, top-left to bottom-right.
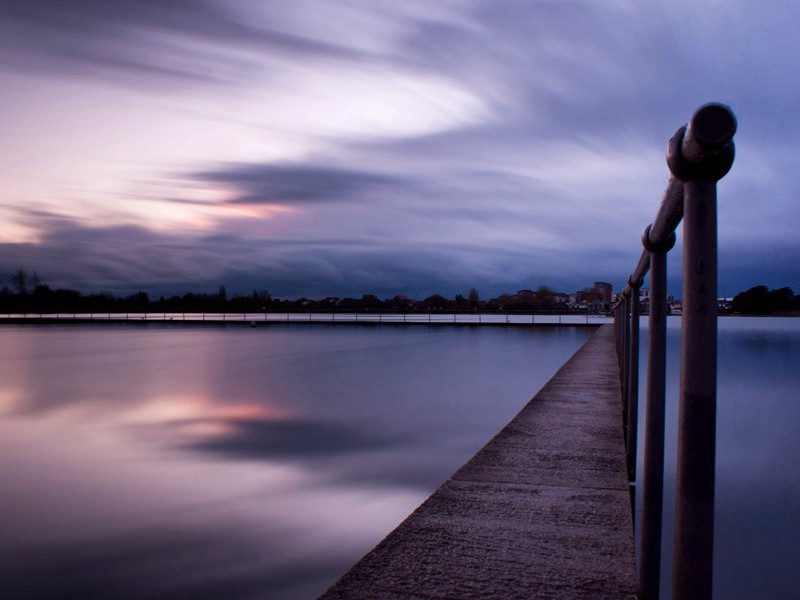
{"left": 3, "top": 151, "right": 796, "bottom": 299}
{"left": 0, "top": 0, "right": 798, "bottom": 298}
{"left": 196, "top": 163, "right": 405, "bottom": 204}
{"left": 0, "top": 223, "right": 231, "bottom": 293}
{"left": 0, "top": 0, "right": 376, "bottom": 88}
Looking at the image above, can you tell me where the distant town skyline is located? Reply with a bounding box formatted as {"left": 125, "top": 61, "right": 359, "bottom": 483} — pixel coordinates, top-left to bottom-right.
{"left": 1, "top": 1, "right": 798, "bottom": 299}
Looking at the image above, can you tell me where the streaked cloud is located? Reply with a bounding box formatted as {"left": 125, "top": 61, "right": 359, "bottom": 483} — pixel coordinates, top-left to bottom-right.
{"left": 195, "top": 164, "right": 406, "bottom": 204}
{"left": 0, "top": 0, "right": 798, "bottom": 297}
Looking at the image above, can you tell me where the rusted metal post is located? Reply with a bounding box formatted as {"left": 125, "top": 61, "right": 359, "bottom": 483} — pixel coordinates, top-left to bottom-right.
{"left": 639, "top": 226, "right": 675, "bottom": 600}
{"left": 618, "top": 303, "right": 623, "bottom": 364}
{"left": 668, "top": 103, "right": 736, "bottom": 600}
{"left": 625, "top": 231, "right": 651, "bottom": 484}
{"left": 614, "top": 302, "right": 624, "bottom": 373}
{"left": 621, "top": 290, "right": 631, "bottom": 428}
{"left": 674, "top": 180, "right": 718, "bottom": 599}
{"left": 626, "top": 281, "right": 640, "bottom": 482}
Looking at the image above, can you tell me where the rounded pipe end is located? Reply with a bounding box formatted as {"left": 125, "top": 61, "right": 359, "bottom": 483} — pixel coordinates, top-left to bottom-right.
{"left": 689, "top": 103, "right": 737, "bottom": 148}
{"left": 668, "top": 123, "right": 736, "bottom": 182}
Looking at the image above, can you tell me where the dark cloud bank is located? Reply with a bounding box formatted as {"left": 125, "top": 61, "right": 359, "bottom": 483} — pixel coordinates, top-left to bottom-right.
{"left": 1, "top": 0, "right": 799, "bottom": 298}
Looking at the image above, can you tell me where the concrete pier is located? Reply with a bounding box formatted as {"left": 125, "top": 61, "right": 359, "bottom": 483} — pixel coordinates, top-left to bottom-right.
{"left": 319, "top": 324, "right": 636, "bottom": 599}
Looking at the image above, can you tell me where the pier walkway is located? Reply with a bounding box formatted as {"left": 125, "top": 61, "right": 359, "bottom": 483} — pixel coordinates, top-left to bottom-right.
{"left": 320, "top": 324, "right": 636, "bottom": 599}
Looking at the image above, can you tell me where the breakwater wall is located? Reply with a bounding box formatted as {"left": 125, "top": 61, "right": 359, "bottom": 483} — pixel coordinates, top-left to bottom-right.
{"left": 0, "top": 312, "right": 612, "bottom": 326}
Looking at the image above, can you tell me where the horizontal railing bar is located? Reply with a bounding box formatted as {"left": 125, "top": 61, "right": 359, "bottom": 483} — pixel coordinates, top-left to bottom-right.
{"left": 649, "top": 178, "right": 684, "bottom": 248}
{"left": 630, "top": 248, "right": 651, "bottom": 290}
{"left": 627, "top": 103, "right": 735, "bottom": 290}
{"left": 631, "top": 178, "right": 685, "bottom": 287}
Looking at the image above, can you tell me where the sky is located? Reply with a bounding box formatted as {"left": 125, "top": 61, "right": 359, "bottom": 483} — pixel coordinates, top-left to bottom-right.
{"left": 1, "top": 0, "right": 798, "bottom": 300}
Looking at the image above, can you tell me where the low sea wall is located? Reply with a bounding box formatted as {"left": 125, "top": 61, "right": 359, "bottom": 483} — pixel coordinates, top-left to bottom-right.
{"left": 0, "top": 312, "right": 612, "bottom": 326}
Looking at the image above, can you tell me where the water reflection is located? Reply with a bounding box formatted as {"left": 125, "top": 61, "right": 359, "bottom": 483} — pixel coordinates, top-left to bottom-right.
{"left": 0, "top": 323, "right": 590, "bottom": 599}
{"left": 635, "top": 317, "right": 800, "bottom": 600}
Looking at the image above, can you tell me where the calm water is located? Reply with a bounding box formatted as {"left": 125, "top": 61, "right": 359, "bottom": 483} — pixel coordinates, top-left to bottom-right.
{"left": 634, "top": 317, "right": 800, "bottom": 600}
{"left": 0, "top": 323, "right": 591, "bottom": 599}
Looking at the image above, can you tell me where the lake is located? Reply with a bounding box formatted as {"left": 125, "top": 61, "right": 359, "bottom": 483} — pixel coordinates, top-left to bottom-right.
{"left": 634, "top": 316, "right": 800, "bottom": 600}
{"left": 1, "top": 318, "right": 797, "bottom": 599}
{"left": 0, "top": 322, "right": 590, "bottom": 599}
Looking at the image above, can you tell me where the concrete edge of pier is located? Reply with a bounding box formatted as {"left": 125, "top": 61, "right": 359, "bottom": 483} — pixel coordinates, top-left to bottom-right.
{"left": 319, "top": 324, "right": 637, "bottom": 599}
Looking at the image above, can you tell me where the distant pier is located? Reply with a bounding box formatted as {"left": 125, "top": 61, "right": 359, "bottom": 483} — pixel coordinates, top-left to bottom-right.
{"left": 0, "top": 311, "right": 612, "bottom": 326}
{"left": 319, "top": 324, "right": 636, "bottom": 599}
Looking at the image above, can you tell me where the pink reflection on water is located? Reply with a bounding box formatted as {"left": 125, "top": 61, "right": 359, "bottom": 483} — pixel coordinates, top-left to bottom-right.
{"left": 0, "top": 381, "right": 422, "bottom": 598}
{"left": 0, "top": 323, "right": 594, "bottom": 598}
{"left": 0, "top": 325, "right": 443, "bottom": 598}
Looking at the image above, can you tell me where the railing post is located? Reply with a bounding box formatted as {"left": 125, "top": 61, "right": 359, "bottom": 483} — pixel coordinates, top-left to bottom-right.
{"left": 614, "top": 303, "right": 623, "bottom": 371}
{"left": 673, "top": 180, "right": 719, "bottom": 600}
{"left": 639, "top": 226, "right": 675, "bottom": 600}
{"left": 626, "top": 280, "right": 641, "bottom": 482}
{"left": 621, "top": 290, "right": 631, "bottom": 427}
{"left": 668, "top": 104, "right": 735, "bottom": 600}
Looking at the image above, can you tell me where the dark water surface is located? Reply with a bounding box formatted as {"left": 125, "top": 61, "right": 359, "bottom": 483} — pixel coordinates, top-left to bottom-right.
{"left": 634, "top": 317, "right": 800, "bottom": 600}
{"left": 0, "top": 323, "right": 590, "bottom": 599}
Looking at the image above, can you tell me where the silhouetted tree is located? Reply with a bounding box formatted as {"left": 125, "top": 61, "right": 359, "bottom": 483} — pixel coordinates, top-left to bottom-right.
{"left": 423, "top": 294, "right": 448, "bottom": 310}
{"left": 360, "top": 294, "right": 383, "bottom": 310}
{"left": 468, "top": 288, "right": 479, "bottom": 308}
{"left": 11, "top": 269, "right": 28, "bottom": 295}
{"left": 127, "top": 291, "right": 150, "bottom": 310}
{"left": 731, "top": 285, "right": 796, "bottom": 314}
{"left": 30, "top": 284, "right": 53, "bottom": 312}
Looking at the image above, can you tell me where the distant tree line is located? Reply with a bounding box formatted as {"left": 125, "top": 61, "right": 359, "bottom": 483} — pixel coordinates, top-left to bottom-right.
{"left": 1, "top": 271, "right": 584, "bottom": 315}
{"left": 3, "top": 269, "right": 797, "bottom": 315}
{"left": 730, "top": 285, "right": 800, "bottom": 315}
{"left": 2, "top": 270, "right": 276, "bottom": 314}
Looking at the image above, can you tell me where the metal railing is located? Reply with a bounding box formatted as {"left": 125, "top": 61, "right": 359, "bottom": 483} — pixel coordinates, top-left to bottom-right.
{"left": 614, "top": 103, "right": 736, "bottom": 600}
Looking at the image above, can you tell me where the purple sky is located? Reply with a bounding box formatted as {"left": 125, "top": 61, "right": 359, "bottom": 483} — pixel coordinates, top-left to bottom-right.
{"left": 1, "top": 0, "right": 798, "bottom": 299}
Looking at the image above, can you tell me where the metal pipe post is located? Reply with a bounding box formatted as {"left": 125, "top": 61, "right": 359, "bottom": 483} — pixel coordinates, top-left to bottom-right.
{"left": 626, "top": 285, "right": 640, "bottom": 481}
{"left": 615, "top": 305, "right": 620, "bottom": 357}
{"left": 639, "top": 226, "right": 674, "bottom": 599}
{"left": 618, "top": 303, "right": 625, "bottom": 373}
{"left": 621, "top": 292, "right": 631, "bottom": 421}
{"left": 672, "top": 181, "right": 718, "bottom": 599}
{"left": 668, "top": 103, "right": 735, "bottom": 600}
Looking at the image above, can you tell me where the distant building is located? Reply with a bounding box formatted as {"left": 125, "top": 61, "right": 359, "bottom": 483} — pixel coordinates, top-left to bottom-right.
{"left": 593, "top": 281, "right": 613, "bottom": 304}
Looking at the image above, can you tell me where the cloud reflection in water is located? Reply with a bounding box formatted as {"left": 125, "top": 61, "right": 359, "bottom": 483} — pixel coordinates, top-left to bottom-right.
{"left": 0, "top": 323, "right": 591, "bottom": 598}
